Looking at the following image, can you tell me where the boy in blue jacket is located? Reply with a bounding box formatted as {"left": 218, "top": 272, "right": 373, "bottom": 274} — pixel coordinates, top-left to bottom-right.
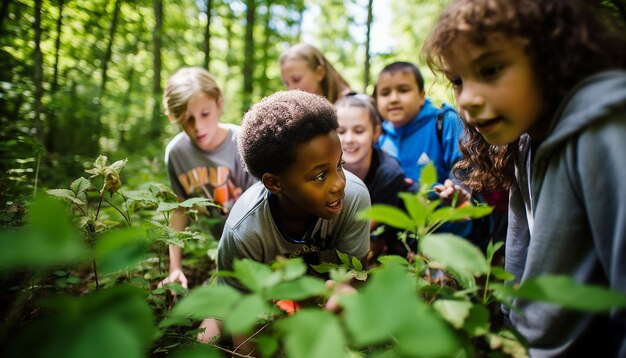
{"left": 375, "top": 61, "right": 463, "bottom": 185}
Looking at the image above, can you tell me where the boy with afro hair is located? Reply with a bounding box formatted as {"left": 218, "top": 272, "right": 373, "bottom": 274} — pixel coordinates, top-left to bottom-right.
{"left": 218, "top": 90, "right": 371, "bottom": 287}
{"left": 206, "top": 90, "right": 370, "bottom": 355}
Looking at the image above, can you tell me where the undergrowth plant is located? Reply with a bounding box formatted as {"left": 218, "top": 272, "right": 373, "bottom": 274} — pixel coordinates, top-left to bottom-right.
{"left": 1, "top": 157, "right": 625, "bottom": 358}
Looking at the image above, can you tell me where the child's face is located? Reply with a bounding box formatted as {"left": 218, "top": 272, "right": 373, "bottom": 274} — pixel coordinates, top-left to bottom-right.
{"left": 337, "top": 106, "right": 380, "bottom": 170}
{"left": 280, "top": 58, "right": 324, "bottom": 96}
{"left": 443, "top": 35, "right": 544, "bottom": 145}
{"left": 277, "top": 131, "right": 346, "bottom": 221}
{"left": 375, "top": 70, "right": 426, "bottom": 128}
{"left": 179, "top": 92, "right": 223, "bottom": 151}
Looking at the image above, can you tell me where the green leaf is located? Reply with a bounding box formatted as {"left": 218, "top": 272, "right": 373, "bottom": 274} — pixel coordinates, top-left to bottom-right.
{"left": 169, "top": 344, "right": 222, "bottom": 358}
{"left": 94, "top": 228, "right": 149, "bottom": 274}
{"left": 393, "top": 309, "right": 461, "bottom": 358}
{"left": 486, "top": 240, "right": 505, "bottom": 264}
{"left": 0, "top": 195, "right": 86, "bottom": 270}
{"left": 398, "top": 192, "right": 428, "bottom": 228}
{"left": 358, "top": 205, "right": 415, "bottom": 232}
{"left": 340, "top": 265, "right": 424, "bottom": 346}
{"left": 223, "top": 294, "right": 269, "bottom": 334}
{"left": 254, "top": 335, "right": 280, "bottom": 358}
{"left": 271, "top": 257, "right": 307, "bottom": 281}
{"left": 433, "top": 299, "right": 473, "bottom": 329}
{"left": 491, "top": 267, "right": 515, "bottom": 281}
{"left": 170, "top": 285, "right": 242, "bottom": 321}
{"left": 463, "top": 304, "right": 490, "bottom": 337}
{"left": 110, "top": 159, "right": 128, "bottom": 173}
{"left": 419, "top": 162, "right": 437, "bottom": 189}
{"left": 513, "top": 275, "right": 626, "bottom": 312}
{"left": 336, "top": 250, "right": 350, "bottom": 266}
{"left": 311, "top": 262, "right": 339, "bottom": 274}
{"left": 47, "top": 188, "right": 85, "bottom": 206}
{"left": 70, "top": 177, "right": 92, "bottom": 195}
{"left": 179, "top": 197, "right": 220, "bottom": 208}
{"left": 351, "top": 256, "right": 363, "bottom": 271}
{"left": 420, "top": 234, "right": 489, "bottom": 276}
{"left": 233, "top": 259, "right": 281, "bottom": 292}
{"left": 275, "top": 309, "right": 346, "bottom": 358}
{"left": 376, "top": 255, "right": 409, "bottom": 267}
{"left": 265, "top": 276, "right": 327, "bottom": 301}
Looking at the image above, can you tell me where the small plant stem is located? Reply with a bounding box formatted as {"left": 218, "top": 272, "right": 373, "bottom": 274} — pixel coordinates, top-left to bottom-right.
{"left": 73, "top": 202, "right": 87, "bottom": 216}
{"left": 33, "top": 152, "right": 41, "bottom": 198}
{"left": 95, "top": 194, "right": 104, "bottom": 220}
{"left": 103, "top": 197, "right": 132, "bottom": 227}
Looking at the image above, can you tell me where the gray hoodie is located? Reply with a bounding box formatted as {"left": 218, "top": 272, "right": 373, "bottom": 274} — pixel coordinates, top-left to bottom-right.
{"left": 505, "top": 71, "right": 626, "bottom": 357}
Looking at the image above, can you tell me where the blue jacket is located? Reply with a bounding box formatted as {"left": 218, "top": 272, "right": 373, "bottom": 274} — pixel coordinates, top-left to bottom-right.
{"left": 378, "top": 98, "right": 463, "bottom": 184}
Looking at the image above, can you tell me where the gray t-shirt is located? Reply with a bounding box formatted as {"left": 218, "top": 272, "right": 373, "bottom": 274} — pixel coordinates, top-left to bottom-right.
{"left": 164, "top": 123, "right": 256, "bottom": 218}
{"left": 217, "top": 170, "right": 371, "bottom": 290}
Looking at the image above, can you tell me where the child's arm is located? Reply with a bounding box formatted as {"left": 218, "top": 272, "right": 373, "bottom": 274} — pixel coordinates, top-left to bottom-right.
{"left": 158, "top": 206, "right": 190, "bottom": 292}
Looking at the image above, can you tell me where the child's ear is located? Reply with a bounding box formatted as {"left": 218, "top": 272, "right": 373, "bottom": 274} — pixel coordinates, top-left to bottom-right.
{"left": 216, "top": 95, "right": 224, "bottom": 113}
{"left": 373, "top": 124, "right": 382, "bottom": 142}
{"left": 261, "top": 173, "right": 282, "bottom": 194}
{"left": 314, "top": 65, "right": 326, "bottom": 82}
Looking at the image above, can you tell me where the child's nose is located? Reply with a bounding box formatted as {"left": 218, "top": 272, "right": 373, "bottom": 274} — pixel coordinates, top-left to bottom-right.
{"left": 331, "top": 171, "right": 346, "bottom": 194}
{"left": 457, "top": 83, "right": 485, "bottom": 113}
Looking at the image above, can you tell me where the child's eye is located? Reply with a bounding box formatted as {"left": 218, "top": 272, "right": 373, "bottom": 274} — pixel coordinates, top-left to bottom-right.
{"left": 337, "top": 128, "right": 346, "bottom": 135}
{"left": 449, "top": 77, "right": 463, "bottom": 88}
{"left": 314, "top": 172, "right": 327, "bottom": 181}
{"left": 481, "top": 65, "right": 503, "bottom": 79}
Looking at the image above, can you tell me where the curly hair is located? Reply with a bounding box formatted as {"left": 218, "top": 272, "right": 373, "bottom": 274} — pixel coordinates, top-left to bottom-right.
{"left": 279, "top": 43, "right": 352, "bottom": 103}
{"left": 422, "top": 0, "right": 626, "bottom": 192}
{"left": 239, "top": 90, "right": 339, "bottom": 179}
{"left": 163, "top": 67, "right": 222, "bottom": 124}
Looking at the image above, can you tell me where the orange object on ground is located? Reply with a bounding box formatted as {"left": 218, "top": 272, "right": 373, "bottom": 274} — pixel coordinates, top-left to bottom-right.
{"left": 275, "top": 299, "right": 300, "bottom": 315}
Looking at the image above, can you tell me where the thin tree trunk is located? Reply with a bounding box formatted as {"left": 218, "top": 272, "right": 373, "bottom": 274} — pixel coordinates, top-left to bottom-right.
{"left": 295, "top": 2, "right": 304, "bottom": 42}
{"left": 33, "top": 0, "right": 44, "bottom": 143}
{"left": 203, "top": 0, "right": 212, "bottom": 70}
{"left": 363, "top": 0, "right": 373, "bottom": 93}
{"left": 242, "top": 0, "right": 255, "bottom": 112}
{"left": 151, "top": 0, "right": 163, "bottom": 137}
{"left": 260, "top": 0, "right": 272, "bottom": 96}
{"left": 0, "top": 0, "right": 10, "bottom": 38}
{"left": 52, "top": 0, "right": 65, "bottom": 91}
{"left": 101, "top": 0, "right": 121, "bottom": 95}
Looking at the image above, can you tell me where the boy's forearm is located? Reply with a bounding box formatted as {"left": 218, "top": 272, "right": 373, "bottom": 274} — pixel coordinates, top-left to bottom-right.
{"left": 168, "top": 206, "right": 189, "bottom": 271}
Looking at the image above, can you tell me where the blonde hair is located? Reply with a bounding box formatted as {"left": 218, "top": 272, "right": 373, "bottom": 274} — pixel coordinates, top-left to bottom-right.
{"left": 279, "top": 43, "right": 351, "bottom": 103}
{"left": 163, "top": 67, "right": 222, "bottom": 123}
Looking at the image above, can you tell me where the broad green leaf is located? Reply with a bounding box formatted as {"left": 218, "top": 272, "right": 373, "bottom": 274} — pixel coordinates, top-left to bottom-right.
{"left": 311, "top": 262, "right": 339, "bottom": 273}
{"left": 358, "top": 205, "right": 415, "bottom": 232}
{"left": 491, "top": 267, "right": 515, "bottom": 281}
{"left": 398, "top": 192, "right": 428, "bottom": 228}
{"left": 255, "top": 335, "right": 280, "bottom": 358}
{"left": 233, "top": 259, "right": 281, "bottom": 292}
{"left": 351, "top": 256, "right": 362, "bottom": 270}
{"left": 265, "top": 276, "right": 327, "bottom": 300}
{"left": 419, "top": 162, "right": 437, "bottom": 189}
{"left": 430, "top": 204, "right": 493, "bottom": 224}
{"left": 179, "top": 197, "right": 220, "bottom": 208}
{"left": 376, "top": 255, "right": 409, "bottom": 267}
{"left": 110, "top": 158, "right": 128, "bottom": 173}
{"left": 340, "top": 265, "right": 423, "bottom": 346}
{"left": 486, "top": 330, "right": 528, "bottom": 358}
{"left": 421, "top": 234, "right": 489, "bottom": 276}
{"left": 47, "top": 188, "right": 85, "bottom": 206}
{"left": 223, "top": 294, "right": 269, "bottom": 334}
{"left": 275, "top": 309, "right": 346, "bottom": 358}
{"left": 513, "top": 275, "right": 626, "bottom": 312}
{"left": 170, "top": 344, "right": 222, "bottom": 358}
{"left": 95, "top": 227, "right": 149, "bottom": 274}
{"left": 463, "top": 304, "right": 490, "bottom": 337}
{"left": 433, "top": 299, "right": 473, "bottom": 329}
{"left": 0, "top": 195, "right": 86, "bottom": 270}
{"left": 393, "top": 309, "right": 462, "bottom": 358}
{"left": 156, "top": 202, "right": 180, "bottom": 212}
{"left": 271, "top": 257, "right": 307, "bottom": 281}
{"left": 170, "top": 285, "right": 242, "bottom": 321}
{"left": 70, "top": 177, "right": 92, "bottom": 194}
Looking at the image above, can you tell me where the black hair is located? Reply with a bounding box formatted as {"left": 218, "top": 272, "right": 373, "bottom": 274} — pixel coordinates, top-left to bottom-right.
{"left": 377, "top": 61, "right": 426, "bottom": 92}
{"left": 239, "top": 90, "right": 339, "bottom": 179}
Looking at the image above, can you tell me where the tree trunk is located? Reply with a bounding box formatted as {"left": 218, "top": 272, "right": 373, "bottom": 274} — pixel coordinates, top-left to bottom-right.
{"left": 259, "top": 0, "right": 272, "bottom": 96}
{"left": 101, "top": 0, "right": 121, "bottom": 95}
{"left": 203, "top": 0, "right": 212, "bottom": 70}
{"left": 151, "top": 0, "right": 163, "bottom": 137}
{"left": 52, "top": 0, "right": 65, "bottom": 91}
{"left": 363, "top": 0, "right": 373, "bottom": 93}
{"left": 0, "top": 0, "right": 10, "bottom": 38}
{"left": 242, "top": 0, "right": 255, "bottom": 112}
{"left": 33, "top": 0, "right": 44, "bottom": 143}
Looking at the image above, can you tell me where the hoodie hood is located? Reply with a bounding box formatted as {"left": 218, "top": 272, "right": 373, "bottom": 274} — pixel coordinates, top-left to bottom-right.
{"left": 536, "top": 71, "right": 626, "bottom": 161}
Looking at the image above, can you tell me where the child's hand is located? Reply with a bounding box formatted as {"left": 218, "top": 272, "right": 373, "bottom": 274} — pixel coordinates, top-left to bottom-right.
{"left": 433, "top": 179, "right": 471, "bottom": 207}
{"left": 158, "top": 268, "right": 188, "bottom": 297}
{"left": 324, "top": 280, "right": 356, "bottom": 312}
